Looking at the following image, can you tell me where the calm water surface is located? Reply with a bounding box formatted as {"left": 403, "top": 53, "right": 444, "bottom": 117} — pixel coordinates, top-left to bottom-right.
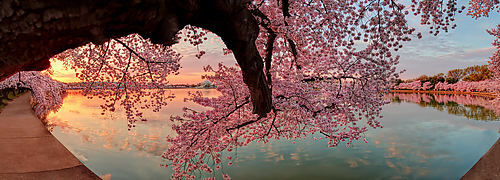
{"left": 46, "top": 90, "right": 500, "bottom": 180}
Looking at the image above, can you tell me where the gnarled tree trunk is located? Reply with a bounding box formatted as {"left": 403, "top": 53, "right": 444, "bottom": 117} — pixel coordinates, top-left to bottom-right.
{"left": 0, "top": 0, "right": 271, "bottom": 116}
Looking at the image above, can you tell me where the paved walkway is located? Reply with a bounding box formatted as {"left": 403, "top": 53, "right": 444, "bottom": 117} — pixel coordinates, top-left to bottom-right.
{"left": 461, "top": 137, "right": 500, "bottom": 179}
{"left": 0, "top": 92, "right": 100, "bottom": 179}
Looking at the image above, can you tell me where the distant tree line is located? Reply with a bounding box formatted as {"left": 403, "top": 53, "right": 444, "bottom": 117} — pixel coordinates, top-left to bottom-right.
{"left": 394, "top": 64, "right": 493, "bottom": 88}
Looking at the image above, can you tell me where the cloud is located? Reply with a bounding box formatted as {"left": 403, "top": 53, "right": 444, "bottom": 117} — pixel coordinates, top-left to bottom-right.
{"left": 171, "top": 31, "right": 228, "bottom": 56}
{"left": 396, "top": 34, "right": 496, "bottom": 79}
{"left": 167, "top": 32, "right": 239, "bottom": 84}
{"left": 393, "top": 5, "right": 500, "bottom": 80}
{"left": 166, "top": 51, "right": 237, "bottom": 84}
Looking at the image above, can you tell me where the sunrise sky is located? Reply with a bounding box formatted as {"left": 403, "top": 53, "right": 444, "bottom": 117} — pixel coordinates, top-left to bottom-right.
{"left": 49, "top": 10, "right": 500, "bottom": 84}
{"left": 49, "top": 34, "right": 237, "bottom": 84}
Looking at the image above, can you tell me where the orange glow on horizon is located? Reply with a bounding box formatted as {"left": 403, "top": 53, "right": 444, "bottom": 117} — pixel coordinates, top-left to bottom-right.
{"left": 49, "top": 60, "right": 80, "bottom": 83}
{"left": 49, "top": 59, "right": 212, "bottom": 85}
{"left": 48, "top": 32, "right": 235, "bottom": 85}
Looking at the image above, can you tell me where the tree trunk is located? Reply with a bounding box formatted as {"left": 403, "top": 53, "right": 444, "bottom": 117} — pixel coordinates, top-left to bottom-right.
{"left": 0, "top": 0, "right": 271, "bottom": 116}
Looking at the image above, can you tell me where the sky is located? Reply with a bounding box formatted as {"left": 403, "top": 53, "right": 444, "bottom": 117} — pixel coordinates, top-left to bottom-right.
{"left": 49, "top": 34, "right": 237, "bottom": 84}
{"left": 397, "top": 6, "right": 500, "bottom": 79}
{"left": 49, "top": 3, "right": 500, "bottom": 83}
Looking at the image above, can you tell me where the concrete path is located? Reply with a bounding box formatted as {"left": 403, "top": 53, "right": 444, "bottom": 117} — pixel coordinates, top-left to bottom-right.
{"left": 0, "top": 92, "right": 101, "bottom": 179}
{"left": 461, "top": 137, "right": 500, "bottom": 180}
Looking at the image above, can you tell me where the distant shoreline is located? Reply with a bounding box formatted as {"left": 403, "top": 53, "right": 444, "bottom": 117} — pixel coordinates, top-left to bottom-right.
{"left": 66, "top": 87, "right": 216, "bottom": 90}
{"left": 390, "top": 90, "right": 497, "bottom": 98}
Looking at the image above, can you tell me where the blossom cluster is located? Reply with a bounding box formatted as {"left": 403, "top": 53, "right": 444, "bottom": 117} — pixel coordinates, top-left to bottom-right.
{"left": 393, "top": 80, "right": 499, "bottom": 93}
{"left": 48, "top": 0, "right": 500, "bottom": 179}
{"left": 53, "top": 34, "right": 181, "bottom": 128}
{"left": 159, "top": 0, "right": 481, "bottom": 178}
{"left": 0, "top": 71, "right": 67, "bottom": 118}
{"left": 394, "top": 80, "right": 423, "bottom": 90}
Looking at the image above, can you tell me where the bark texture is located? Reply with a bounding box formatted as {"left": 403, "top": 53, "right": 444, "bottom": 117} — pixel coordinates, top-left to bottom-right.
{"left": 0, "top": 0, "right": 271, "bottom": 116}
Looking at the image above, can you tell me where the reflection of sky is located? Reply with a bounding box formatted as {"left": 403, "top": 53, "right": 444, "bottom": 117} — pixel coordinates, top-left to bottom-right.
{"left": 223, "top": 102, "right": 500, "bottom": 180}
{"left": 46, "top": 89, "right": 220, "bottom": 179}
{"left": 46, "top": 90, "right": 500, "bottom": 179}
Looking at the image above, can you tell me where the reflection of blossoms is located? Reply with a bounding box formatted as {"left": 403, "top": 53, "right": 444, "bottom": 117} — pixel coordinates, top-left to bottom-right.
{"left": 165, "top": 59, "right": 390, "bottom": 178}
{"left": 387, "top": 93, "right": 500, "bottom": 121}
{"left": 0, "top": 71, "right": 67, "bottom": 119}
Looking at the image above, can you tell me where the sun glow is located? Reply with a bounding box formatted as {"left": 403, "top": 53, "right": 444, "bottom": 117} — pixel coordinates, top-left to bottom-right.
{"left": 49, "top": 58, "right": 214, "bottom": 85}
{"left": 48, "top": 32, "right": 234, "bottom": 85}
{"left": 49, "top": 59, "right": 80, "bottom": 83}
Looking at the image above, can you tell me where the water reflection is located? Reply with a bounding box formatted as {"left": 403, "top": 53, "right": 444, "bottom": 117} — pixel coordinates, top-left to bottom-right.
{"left": 45, "top": 89, "right": 220, "bottom": 179}
{"left": 386, "top": 93, "right": 500, "bottom": 121}
{"left": 45, "top": 90, "right": 500, "bottom": 179}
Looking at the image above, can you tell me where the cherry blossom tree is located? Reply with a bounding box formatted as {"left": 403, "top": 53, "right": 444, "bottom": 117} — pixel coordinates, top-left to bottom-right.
{"left": 53, "top": 34, "right": 181, "bottom": 128}
{"left": 434, "top": 81, "right": 450, "bottom": 91}
{"left": 3, "top": 0, "right": 500, "bottom": 179}
{"left": 50, "top": 0, "right": 500, "bottom": 178}
{"left": 159, "top": 0, "right": 473, "bottom": 178}
{"left": 466, "top": 0, "right": 500, "bottom": 110}
{"left": 451, "top": 80, "right": 498, "bottom": 92}
{"left": 422, "top": 81, "right": 433, "bottom": 90}
{"left": 396, "top": 80, "right": 497, "bottom": 92}
{"left": 0, "top": 71, "right": 67, "bottom": 119}
{"left": 488, "top": 25, "right": 500, "bottom": 77}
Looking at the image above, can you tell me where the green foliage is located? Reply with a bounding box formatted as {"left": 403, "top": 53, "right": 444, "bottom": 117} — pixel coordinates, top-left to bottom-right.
{"left": 0, "top": 89, "right": 27, "bottom": 113}
{"left": 413, "top": 73, "right": 445, "bottom": 88}
{"left": 7, "top": 91, "right": 16, "bottom": 100}
{"left": 445, "top": 77, "right": 459, "bottom": 84}
{"left": 445, "top": 65, "right": 492, "bottom": 82}
{"left": 397, "top": 64, "right": 493, "bottom": 87}
{"left": 394, "top": 79, "right": 403, "bottom": 86}
{"left": 446, "top": 69, "right": 464, "bottom": 81}
{"left": 462, "top": 65, "right": 493, "bottom": 82}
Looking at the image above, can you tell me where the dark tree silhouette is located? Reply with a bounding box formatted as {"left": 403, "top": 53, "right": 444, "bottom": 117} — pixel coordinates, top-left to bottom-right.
{"left": 0, "top": 0, "right": 271, "bottom": 116}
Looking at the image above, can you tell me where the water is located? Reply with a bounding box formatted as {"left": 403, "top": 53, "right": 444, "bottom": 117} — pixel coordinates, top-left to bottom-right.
{"left": 46, "top": 90, "right": 500, "bottom": 179}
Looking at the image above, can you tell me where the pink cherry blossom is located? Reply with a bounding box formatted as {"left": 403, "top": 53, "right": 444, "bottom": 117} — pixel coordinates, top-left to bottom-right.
{"left": 53, "top": 34, "right": 181, "bottom": 129}
{"left": 0, "top": 71, "right": 67, "bottom": 119}
{"left": 16, "top": 0, "right": 499, "bottom": 179}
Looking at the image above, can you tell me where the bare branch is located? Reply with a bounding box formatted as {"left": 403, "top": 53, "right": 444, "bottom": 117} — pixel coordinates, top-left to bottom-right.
{"left": 226, "top": 117, "right": 262, "bottom": 131}
{"left": 113, "top": 38, "right": 174, "bottom": 64}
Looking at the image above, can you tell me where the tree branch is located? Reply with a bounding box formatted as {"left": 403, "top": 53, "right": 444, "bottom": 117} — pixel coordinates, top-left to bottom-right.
{"left": 113, "top": 38, "right": 174, "bottom": 64}
{"left": 249, "top": 8, "right": 277, "bottom": 86}
{"left": 280, "top": 0, "right": 301, "bottom": 70}
{"left": 226, "top": 117, "right": 263, "bottom": 131}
